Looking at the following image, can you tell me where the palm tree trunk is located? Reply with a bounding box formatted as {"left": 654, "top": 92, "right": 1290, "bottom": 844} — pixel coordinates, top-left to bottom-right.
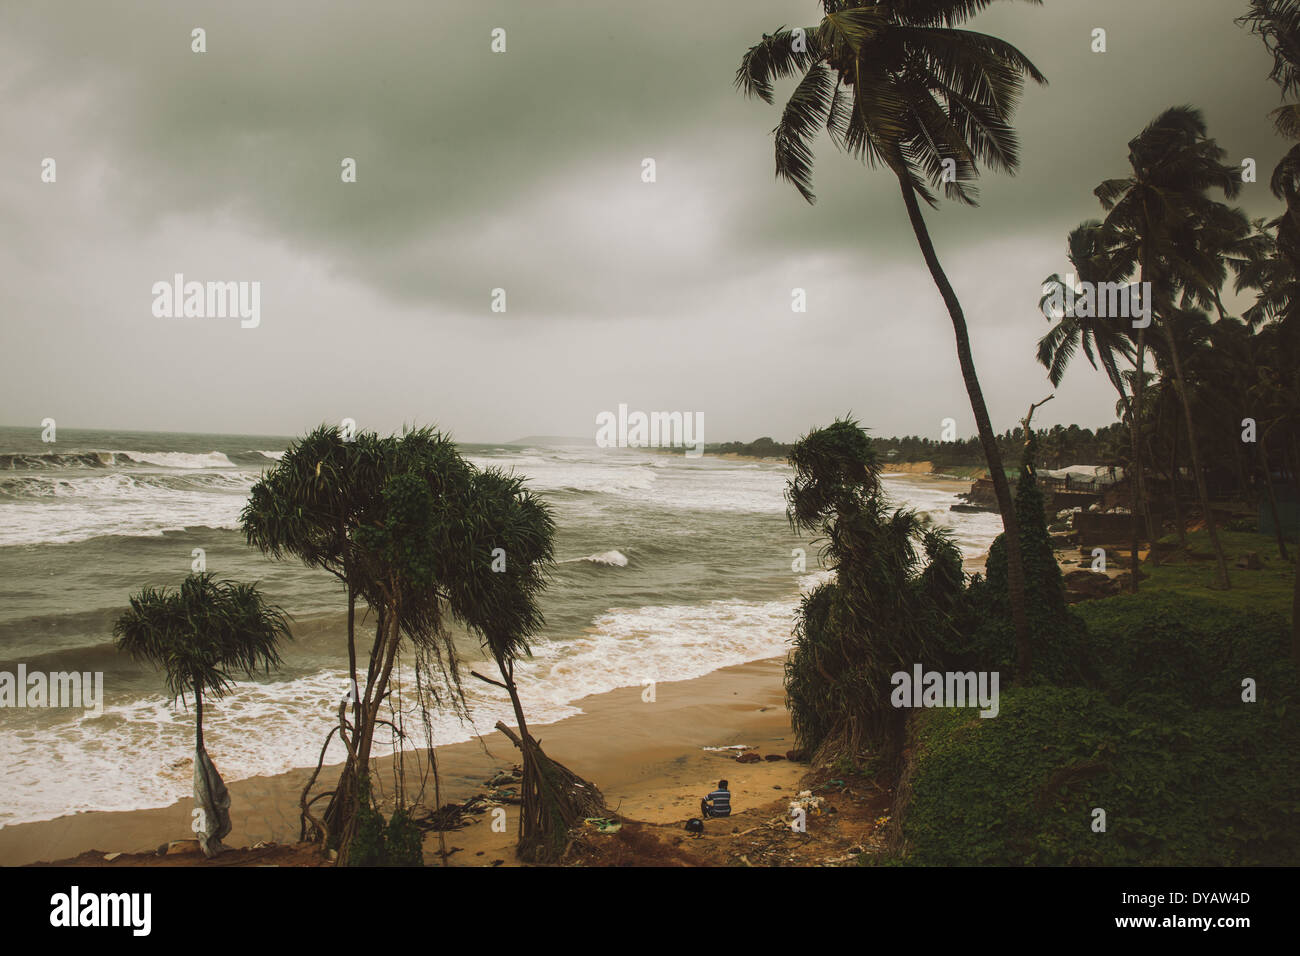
{"left": 1259, "top": 434, "right": 1289, "bottom": 561}
{"left": 193, "top": 679, "right": 203, "bottom": 752}
{"left": 347, "top": 583, "right": 357, "bottom": 727}
{"left": 900, "top": 180, "right": 1030, "bottom": 678}
{"left": 1128, "top": 327, "right": 1148, "bottom": 592}
{"left": 1289, "top": 441, "right": 1300, "bottom": 674}
{"left": 1158, "top": 320, "right": 1231, "bottom": 587}
{"left": 1170, "top": 423, "right": 1188, "bottom": 551}
{"left": 493, "top": 652, "right": 538, "bottom": 847}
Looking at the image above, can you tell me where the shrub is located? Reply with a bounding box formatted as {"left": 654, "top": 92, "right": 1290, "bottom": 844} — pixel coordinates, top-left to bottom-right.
{"left": 783, "top": 419, "right": 966, "bottom": 764}
{"left": 898, "top": 686, "right": 1299, "bottom": 866}
{"left": 1075, "top": 592, "right": 1298, "bottom": 713}
{"left": 950, "top": 464, "right": 1096, "bottom": 688}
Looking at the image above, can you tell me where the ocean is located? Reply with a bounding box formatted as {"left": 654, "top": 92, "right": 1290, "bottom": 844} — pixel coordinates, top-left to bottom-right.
{"left": 0, "top": 426, "right": 1002, "bottom": 828}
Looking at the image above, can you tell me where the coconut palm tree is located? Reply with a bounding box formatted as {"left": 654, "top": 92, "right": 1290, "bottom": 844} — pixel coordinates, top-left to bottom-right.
{"left": 1240, "top": 1, "right": 1300, "bottom": 263}
{"left": 113, "top": 573, "right": 291, "bottom": 858}
{"left": 1037, "top": 220, "right": 1157, "bottom": 585}
{"left": 736, "top": 0, "right": 1046, "bottom": 679}
{"left": 1094, "top": 106, "right": 1240, "bottom": 588}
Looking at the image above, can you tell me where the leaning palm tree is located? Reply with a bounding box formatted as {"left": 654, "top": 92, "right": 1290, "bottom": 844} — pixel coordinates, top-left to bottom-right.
{"left": 736, "top": 0, "right": 1046, "bottom": 679}
{"left": 114, "top": 573, "right": 291, "bottom": 858}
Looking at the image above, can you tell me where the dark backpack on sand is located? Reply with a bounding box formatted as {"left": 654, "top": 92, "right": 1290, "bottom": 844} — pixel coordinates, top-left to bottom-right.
{"left": 684, "top": 818, "right": 704, "bottom": 838}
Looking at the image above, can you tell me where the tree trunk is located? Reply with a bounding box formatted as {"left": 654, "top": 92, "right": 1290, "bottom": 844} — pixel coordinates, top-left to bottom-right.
{"left": 1259, "top": 434, "right": 1289, "bottom": 562}
{"left": 899, "top": 180, "right": 1031, "bottom": 680}
{"left": 1129, "top": 326, "right": 1150, "bottom": 593}
{"left": 1290, "top": 442, "right": 1300, "bottom": 674}
{"left": 193, "top": 679, "right": 203, "bottom": 752}
{"left": 1158, "top": 318, "right": 1231, "bottom": 588}
{"left": 491, "top": 651, "right": 604, "bottom": 862}
{"left": 191, "top": 681, "right": 231, "bottom": 858}
{"left": 331, "top": 603, "right": 400, "bottom": 865}
{"left": 1170, "top": 422, "right": 1188, "bottom": 551}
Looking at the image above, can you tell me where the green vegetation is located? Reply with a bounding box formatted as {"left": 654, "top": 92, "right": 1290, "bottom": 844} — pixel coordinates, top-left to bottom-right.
{"left": 955, "top": 455, "right": 1096, "bottom": 688}
{"left": 737, "top": 0, "right": 1042, "bottom": 678}
{"left": 1142, "top": 530, "right": 1295, "bottom": 615}
{"left": 877, "top": 425, "right": 1127, "bottom": 472}
{"left": 864, "top": 4, "right": 1300, "bottom": 867}
{"left": 898, "top": 681, "right": 1297, "bottom": 865}
{"left": 706, "top": 437, "right": 792, "bottom": 459}
{"left": 242, "top": 424, "right": 602, "bottom": 864}
{"left": 886, "top": 539, "right": 1299, "bottom": 866}
{"left": 348, "top": 778, "right": 424, "bottom": 867}
{"left": 783, "top": 419, "right": 966, "bottom": 764}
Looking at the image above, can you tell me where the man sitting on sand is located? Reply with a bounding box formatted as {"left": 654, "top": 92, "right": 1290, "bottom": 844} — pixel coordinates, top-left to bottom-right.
{"left": 701, "top": 779, "right": 731, "bottom": 819}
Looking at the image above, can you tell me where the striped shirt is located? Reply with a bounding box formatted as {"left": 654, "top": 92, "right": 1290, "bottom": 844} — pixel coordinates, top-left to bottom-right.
{"left": 705, "top": 789, "right": 731, "bottom": 817}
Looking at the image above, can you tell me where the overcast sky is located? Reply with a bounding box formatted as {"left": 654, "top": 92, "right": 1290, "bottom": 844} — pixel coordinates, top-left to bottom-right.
{"left": 0, "top": 1, "right": 1290, "bottom": 444}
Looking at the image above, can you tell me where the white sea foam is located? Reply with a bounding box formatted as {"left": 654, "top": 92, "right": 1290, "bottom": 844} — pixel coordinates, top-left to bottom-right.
{"left": 560, "top": 550, "right": 629, "bottom": 567}
{"left": 0, "top": 589, "right": 805, "bottom": 827}
{"left": 0, "top": 471, "right": 256, "bottom": 546}
{"left": 119, "top": 451, "right": 236, "bottom": 469}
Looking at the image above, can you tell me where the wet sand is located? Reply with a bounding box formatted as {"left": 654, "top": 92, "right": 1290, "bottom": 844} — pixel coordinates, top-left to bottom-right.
{"left": 0, "top": 657, "right": 805, "bottom": 866}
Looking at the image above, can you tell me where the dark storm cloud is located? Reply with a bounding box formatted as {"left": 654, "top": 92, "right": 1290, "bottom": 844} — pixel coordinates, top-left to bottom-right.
{"left": 0, "top": 1, "right": 1290, "bottom": 441}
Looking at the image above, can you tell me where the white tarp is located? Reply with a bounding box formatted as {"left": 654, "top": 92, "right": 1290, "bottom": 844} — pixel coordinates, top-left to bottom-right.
{"left": 193, "top": 747, "right": 232, "bottom": 858}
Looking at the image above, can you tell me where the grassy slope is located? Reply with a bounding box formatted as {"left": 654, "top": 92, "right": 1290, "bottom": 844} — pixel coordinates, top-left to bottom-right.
{"left": 889, "top": 529, "right": 1299, "bottom": 866}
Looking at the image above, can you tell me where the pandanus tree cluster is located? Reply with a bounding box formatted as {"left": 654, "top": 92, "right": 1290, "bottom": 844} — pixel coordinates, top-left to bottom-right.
{"left": 240, "top": 425, "right": 602, "bottom": 864}
{"left": 783, "top": 418, "right": 966, "bottom": 764}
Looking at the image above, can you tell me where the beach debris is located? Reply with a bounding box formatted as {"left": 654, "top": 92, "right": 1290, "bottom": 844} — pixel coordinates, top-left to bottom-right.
{"left": 486, "top": 766, "right": 523, "bottom": 788}
{"left": 790, "top": 791, "right": 825, "bottom": 817}
{"left": 102, "top": 852, "right": 122, "bottom": 862}
{"left": 703, "top": 744, "right": 752, "bottom": 752}
{"left": 763, "top": 753, "right": 785, "bottom": 761}
{"left": 785, "top": 749, "right": 808, "bottom": 762}
{"left": 736, "top": 752, "right": 761, "bottom": 763}
{"left": 162, "top": 839, "right": 202, "bottom": 857}
{"left": 251, "top": 841, "right": 276, "bottom": 849}
{"left": 583, "top": 817, "right": 622, "bottom": 834}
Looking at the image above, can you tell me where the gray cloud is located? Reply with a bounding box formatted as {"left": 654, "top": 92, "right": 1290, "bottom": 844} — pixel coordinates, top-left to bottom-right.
{"left": 0, "top": 1, "right": 1288, "bottom": 443}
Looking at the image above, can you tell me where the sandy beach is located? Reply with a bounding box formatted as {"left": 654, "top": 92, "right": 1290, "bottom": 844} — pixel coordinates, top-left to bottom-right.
{"left": 0, "top": 657, "right": 806, "bottom": 867}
